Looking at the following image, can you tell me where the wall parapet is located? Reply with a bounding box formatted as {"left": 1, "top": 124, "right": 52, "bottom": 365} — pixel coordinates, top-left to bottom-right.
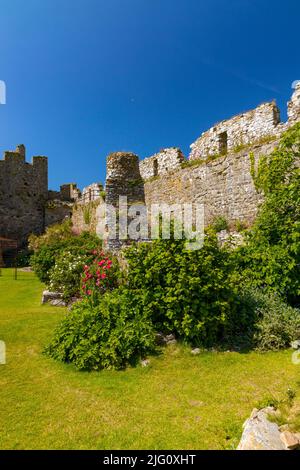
{"left": 139, "top": 147, "right": 185, "bottom": 180}
{"left": 189, "top": 101, "right": 281, "bottom": 161}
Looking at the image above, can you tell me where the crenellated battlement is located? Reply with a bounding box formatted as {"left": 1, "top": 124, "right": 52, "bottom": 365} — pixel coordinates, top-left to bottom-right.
{"left": 1, "top": 82, "right": 300, "bottom": 250}
{"left": 189, "top": 86, "right": 300, "bottom": 162}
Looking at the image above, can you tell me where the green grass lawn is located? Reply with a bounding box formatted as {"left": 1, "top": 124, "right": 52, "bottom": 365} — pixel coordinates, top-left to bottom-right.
{"left": 0, "top": 268, "right": 299, "bottom": 450}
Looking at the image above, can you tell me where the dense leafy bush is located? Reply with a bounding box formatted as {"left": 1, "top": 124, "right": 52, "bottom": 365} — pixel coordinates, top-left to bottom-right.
{"left": 28, "top": 220, "right": 73, "bottom": 252}
{"left": 30, "top": 222, "right": 101, "bottom": 283}
{"left": 225, "top": 287, "right": 300, "bottom": 351}
{"left": 252, "top": 290, "right": 300, "bottom": 351}
{"left": 45, "top": 289, "right": 156, "bottom": 370}
{"left": 124, "top": 232, "right": 250, "bottom": 346}
{"left": 48, "top": 251, "right": 88, "bottom": 300}
{"left": 237, "top": 123, "right": 300, "bottom": 306}
{"left": 48, "top": 248, "right": 119, "bottom": 301}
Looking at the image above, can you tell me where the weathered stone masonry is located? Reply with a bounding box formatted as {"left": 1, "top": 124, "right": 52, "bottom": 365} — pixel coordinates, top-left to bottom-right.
{"left": 0, "top": 146, "right": 79, "bottom": 245}
{"left": 1, "top": 83, "right": 300, "bottom": 249}
{"left": 139, "top": 148, "right": 185, "bottom": 179}
{"left": 98, "top": 84, "right": 300, "bottom": 237}
{"left": 189, "top": 101, "right": 280, "bottom": 161}
{"left": 105, "top": 152, "right": 145, "bottom": 249}
{"left": 0, "top": 145, "right": 48, "bottom": 242}
{"left": 144, "top": 141, "right": 276, "bottom": 227}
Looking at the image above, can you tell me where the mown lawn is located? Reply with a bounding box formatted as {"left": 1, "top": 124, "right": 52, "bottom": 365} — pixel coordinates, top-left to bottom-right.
{"left": 0, "top": 268, "right": 299, "bottom": 450}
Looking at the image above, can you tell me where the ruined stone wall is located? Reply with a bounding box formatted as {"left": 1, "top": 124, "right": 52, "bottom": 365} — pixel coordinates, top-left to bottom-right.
{"left": 288, "top": 82, "right": 300, "bottom": 124}
{"left": 45, "top": 200, "right": 73, "bottom": 227}
{"left": 58, "top": 183, "right": 81, "bottom": 201}
{"left": 81, "top": 182, "right": 103, "bottom": 203}
{"left": 139, "top": 148, "right": 185, "bottom": 180}
{"left": 144, "top": 140, "right": 279, "bottom": 227}
{"left": 0, "top": 145, "right": 48, "bottom": 243}
{"left": 105, "top": 152, "right": 145, "bottom": 249}
{"left": 71, "top": 198, "right": 104, "bottom": 235}
{"left": 189, "top": 102, "right": 281, "bottom": 161}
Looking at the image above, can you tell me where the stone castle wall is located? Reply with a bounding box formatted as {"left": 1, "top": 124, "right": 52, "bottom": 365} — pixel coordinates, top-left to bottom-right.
{"left": 72, "top": 83, "right": 300, "bottom": 246}
{"left": 144, "top": 141, "right": 277, "bottom": 227}
{"left": 189, "top": 83, "right": 300, "bottom": 161}
{"left": 72, "top": 199, "right": 104, "bottom": 235}
{"left": 81, "top": 183, "right": 103, "bottom": 203}
{"left": 139, "top": 148, "right": 185, "bottom": 180}
{"left": 45, "top": 199, "right": 73, "bottom": 228}
{"left": 1, "top": 83, "right": 299, "bottom": 249}
{"left": 0, "top": 145, "right": 48, "bottom": 243}
{"left": 105, "top": 152, "right": 145, "bottom": 249}
{"left": 189, "top": 102, "right": 280, "bottom": 161}
{"left": 0, "top": 146, "right": 80, "bottom": 246}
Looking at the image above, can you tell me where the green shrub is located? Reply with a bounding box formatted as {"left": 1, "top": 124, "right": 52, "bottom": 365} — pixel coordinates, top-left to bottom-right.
{"left": 226, "top": 287, "right": 300, "bottom": 351}
{"left": 45, "top": 289, "right": 156, "bottom": 371}
{"left": 48, "top": 248, "right": 119, "bottom": 301}
{"left": 30, "top": 230, "right": 101, "bottom": 283}
{"left": 212, "top": 216, "right": 229, "bottom": 233}
{"left": 48, "top": 251, "right": 88, "bottom": 300}
{"left": 253, "top": 290, "right": 300, "bottom": 351}
{"left": 238, "top": 123, "right": 300, "bottom": 306}
{"left": 124, "top": 232, "right": 248, "bottom": 346}
{"left": 29, "top": 220, "right": 73, "bottom": 252}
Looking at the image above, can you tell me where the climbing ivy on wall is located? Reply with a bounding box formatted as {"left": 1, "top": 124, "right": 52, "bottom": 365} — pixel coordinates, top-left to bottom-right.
{"left": 239, "top": 123, "right": 300, "bottom": 306}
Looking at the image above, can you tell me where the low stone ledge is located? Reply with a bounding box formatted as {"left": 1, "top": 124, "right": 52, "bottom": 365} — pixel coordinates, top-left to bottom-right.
{"left": 41, "top": 290, "right": 67, "bottom": 307}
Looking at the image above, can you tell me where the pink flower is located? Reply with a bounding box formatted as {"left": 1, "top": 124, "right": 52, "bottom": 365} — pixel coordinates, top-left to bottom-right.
{"left": 87, "top": 290, "right": 92, "bottom": 296}
{"left": 101, "top": 273, "right": 107, "bottom": 279}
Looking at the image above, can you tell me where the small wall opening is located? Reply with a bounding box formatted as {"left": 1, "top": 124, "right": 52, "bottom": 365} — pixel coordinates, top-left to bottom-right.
{"left": 153, "top": 158, "right": 158, "bottom": 176}
{"left": 218, "top": 132, "right": 228, "bottom": 155}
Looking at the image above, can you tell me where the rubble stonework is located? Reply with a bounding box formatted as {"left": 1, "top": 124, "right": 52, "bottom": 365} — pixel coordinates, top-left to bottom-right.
{"left": 190, "top": 85, "right": 300, "bottom": 162}
{"left": 81, "top": 183, "right": 103, "bottom": 203}
{"left": 1, "top": 84, "right": 300, "bottom": 250}
{"left": 105, "top": 152, "right": 146, "bottom": 249}
{"left": 0, "top": 146, "right": 78, "bottom": 246}
{"left": 72, "top": 199, "right": 104, "bottom": 235}
{"left": 144, "top": 141, "right": 276, "bottom": 226}
{"left": 288, "top": 82, "right": 300, "bottom": 123}
{"left": 189, "top": 101, "right": 280, "bottom": 161}
{"left": 0, "top": 146, "right": 48, "bottom": 243}
{"left": 139, "top": 147, "right": 185, "bottom": 180}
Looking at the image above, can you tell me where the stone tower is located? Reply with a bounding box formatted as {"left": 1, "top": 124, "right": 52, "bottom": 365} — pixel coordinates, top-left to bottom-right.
{"left": 0, "top": 145, "right": 48, "bottom": 243}
{"left": 105, "top": 152, "right": 146, "bottom": 249}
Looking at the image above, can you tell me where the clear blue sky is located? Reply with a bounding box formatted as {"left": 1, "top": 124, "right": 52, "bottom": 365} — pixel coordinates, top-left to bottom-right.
{"left": 0, "top": 0, "right": 299, "bottom": 190}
